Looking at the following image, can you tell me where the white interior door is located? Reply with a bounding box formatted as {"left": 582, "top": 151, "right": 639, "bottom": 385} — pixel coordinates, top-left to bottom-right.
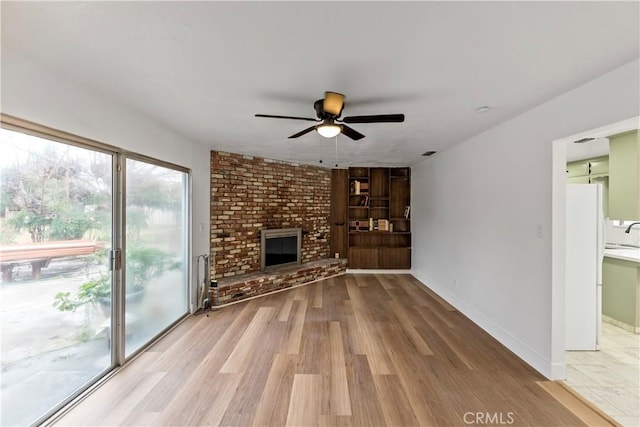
{"left": 565, "top": 184, "right": 599, "bottom": 350}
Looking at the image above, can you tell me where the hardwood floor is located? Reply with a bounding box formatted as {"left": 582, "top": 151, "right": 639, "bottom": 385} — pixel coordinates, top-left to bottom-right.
{"left": 56, "top": 274, "right": 615, "bottom": 426}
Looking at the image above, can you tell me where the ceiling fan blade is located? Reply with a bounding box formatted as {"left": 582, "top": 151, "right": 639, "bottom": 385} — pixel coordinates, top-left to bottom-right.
{"left": 342, "top": 114, "right": 405, "bottom": 124}
{"left": 323, "top": 91, "right": 345, "bottom": 116}
{"left": 340, "top": 125, "right": 365, "bottom": 141}
{"left": 255, "top": 114, "right": 318, "bottom": 122}
{"left": 288, "top": 125, "right": 317, "bottom": 139}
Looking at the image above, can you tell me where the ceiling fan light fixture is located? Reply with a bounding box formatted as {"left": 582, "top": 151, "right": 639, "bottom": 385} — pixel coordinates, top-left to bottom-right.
{"left": 316, "top": 121, "right": 342, "bottom": 138}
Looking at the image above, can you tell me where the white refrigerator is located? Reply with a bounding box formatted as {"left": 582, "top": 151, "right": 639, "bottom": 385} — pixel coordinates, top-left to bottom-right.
{"left": 565, "top": 183, "right": 604, "bottom": 351}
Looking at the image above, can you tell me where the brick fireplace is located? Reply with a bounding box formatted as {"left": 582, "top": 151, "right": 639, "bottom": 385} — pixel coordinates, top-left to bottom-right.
{"left": 209, "top": 151, "right": 345, "bottom": 304}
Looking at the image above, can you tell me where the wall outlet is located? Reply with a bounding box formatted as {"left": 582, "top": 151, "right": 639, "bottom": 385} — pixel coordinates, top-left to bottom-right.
{"left": 536, "top": 224, "right": 543, "bottom": 238}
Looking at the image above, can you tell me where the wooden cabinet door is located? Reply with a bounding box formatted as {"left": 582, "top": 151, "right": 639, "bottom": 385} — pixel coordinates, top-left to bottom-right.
{"left": 378, "top": 247, "right": 411, "bottom": 269}
{"left": 566, "top": 176, "right": 590, "bottom": 184}
{"left": 566, "top": 160, "right": 589, "bottom": 178}
{"left": 349, "top": 248, "right": 378, "bottom": 269}
{"left": 589, "top": 156, "right": 609, "bottom": 177}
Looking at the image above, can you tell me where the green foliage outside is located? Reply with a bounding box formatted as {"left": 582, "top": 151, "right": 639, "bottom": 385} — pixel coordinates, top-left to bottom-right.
{"left": 1, "top": 139, "right": 182, "bottom": 243}
{"left": 53, "top": 246, "right": 181, "bottom": 312}
{"left": 1, "top": 143, "right": 111, "bottom": 242}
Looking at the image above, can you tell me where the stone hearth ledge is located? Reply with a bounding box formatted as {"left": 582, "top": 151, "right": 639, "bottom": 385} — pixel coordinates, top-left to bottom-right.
{"left": 209, "top": 258, "right": 347, "bottom": 307}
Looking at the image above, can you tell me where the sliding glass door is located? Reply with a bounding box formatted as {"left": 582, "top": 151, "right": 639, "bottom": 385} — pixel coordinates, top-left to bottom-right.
{"left": 0, "top": 120, "right": 190, "bottom": 425}
{"left": 0, "top": 128, "right": 114, "bottom": 426}
{"left": 124, "top": 158, "right": 188, "bottom": 357}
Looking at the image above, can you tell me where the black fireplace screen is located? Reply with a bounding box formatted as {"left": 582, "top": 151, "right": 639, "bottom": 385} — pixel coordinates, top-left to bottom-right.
{"left": 264, "top": 235, "right": 298, "bottom": 267}
{"left": 260, "top": 228, "right": 302, "bottom": 270}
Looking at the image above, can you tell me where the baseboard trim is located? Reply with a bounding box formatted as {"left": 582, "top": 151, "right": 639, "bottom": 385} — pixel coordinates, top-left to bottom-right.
{"left": 347, "top": 269, "right": 412, "bottom": 274}
{"left": 602, "top": 314, "right": 640, "bottom": 334}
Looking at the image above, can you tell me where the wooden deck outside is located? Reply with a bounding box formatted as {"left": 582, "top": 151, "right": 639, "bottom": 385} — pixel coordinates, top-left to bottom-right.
{"left": 0, "top": 240, "right": 106, "bottom": 281}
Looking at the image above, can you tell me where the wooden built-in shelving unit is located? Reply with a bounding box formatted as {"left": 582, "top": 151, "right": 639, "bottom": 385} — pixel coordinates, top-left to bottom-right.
{"left": 331, "top": 166, "right": 411, "bottom": 269}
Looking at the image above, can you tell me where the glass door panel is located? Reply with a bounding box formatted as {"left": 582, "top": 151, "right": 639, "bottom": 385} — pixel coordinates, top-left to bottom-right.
{"left": 0, "top": 128, "right": 113, "bottom": 426}
{"left": 124, "top": 158, "right": 188, "bottom": 357}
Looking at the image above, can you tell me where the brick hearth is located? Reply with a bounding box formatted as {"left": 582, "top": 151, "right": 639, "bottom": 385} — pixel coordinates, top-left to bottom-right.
{"left": 209, "top": 258, "right": 347, "bottom": 306}
{"left": 209, "top": 150, "right": 338, "bottom": 303}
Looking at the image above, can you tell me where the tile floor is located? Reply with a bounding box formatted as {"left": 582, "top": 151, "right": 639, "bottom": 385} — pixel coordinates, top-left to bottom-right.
{"left": 566, "top": 322, "right": 640, "bottom": 427}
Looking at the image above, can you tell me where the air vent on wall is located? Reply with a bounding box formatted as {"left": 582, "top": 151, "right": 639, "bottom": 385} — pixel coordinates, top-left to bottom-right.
{"left": 573, "top": 137, "right": 595, "bottom": 144}
{"left": 422, "top": 151, "right": 437, "bottom": 157}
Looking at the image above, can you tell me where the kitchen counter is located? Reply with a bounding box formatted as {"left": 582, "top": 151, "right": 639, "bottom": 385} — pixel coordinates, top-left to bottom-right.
{"left": 604, "top": 246, "right": 640, "bottom": 263}
{"left": 602, "top": 249, "right": 640, "bottom": 333}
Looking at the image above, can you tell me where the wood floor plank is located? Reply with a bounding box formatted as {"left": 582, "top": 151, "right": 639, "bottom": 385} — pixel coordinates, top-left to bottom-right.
{"left": 135, "top": 303, "right": 257, "bottom": 412}
{"left": 293, "top": 283, "right": 310, "bottom": 300}
{"left": 283, "top": 299, "right": 307, "bottom": 354}
{"left": 377, "top": 322, "right": 440, "bottom": 426}
{"left": 55, "top": 274, "right": 614, "bottom": 427}
{"left": 409, "top": 276, "right": 457, "bottom": 311}
{"left": 329, "top": 321, "right": 352, "bottom": 416}
{"left": 56, "top": 370, "right": 162, "bottom": 426}
{"left": 312, "top": 281, "right": 323, "bottom": 308}
{"left": 344, "top": 354, "right": 386, "bottom": 426}
{"left": 372, "top": 374, "right": 420, "bottom": 427}
{"left": 297, "top": 320, "right": 330, "bottom": 375}
{"left": 414, "top": 311, "right": 476, "bottom": 370}
{"left": 156, "top": 372, "right": 241, "bottom": 426}
{"left": 538, "top": 381, "right": 617, "bottom": 426}
{"left": 388, "top": 299, "right": 433, "bottom": 356}
{"left": 286, "top": 374, "right": 322, "bottom": 427}
{"left": 251, "top": 354, "right": 298, "bottom": 427}
{"left": 339, "top": 300, "right": 366, "bottom": 355}
{"left": 220, "top": 306, "right": 275, "bottom": 373}
{"left": 318, "top": 415, "right": 353, "bottom": 426}
{"left": 195, "top": 373, "right": 244, "bottom": 426}
{"left": 277, "top": 293, "right": 294, "bottom": 321}
{"left": 375, "top": 274, "right": 398, "bottom": 290}
{"left": 220, "top": 316, "right": 288, "bottom": 425}
{"left": 346, "top": 279, "right": 394, "bottom": 374}
{"left": 120, "top": 411, "right": 161, "bottom": 426}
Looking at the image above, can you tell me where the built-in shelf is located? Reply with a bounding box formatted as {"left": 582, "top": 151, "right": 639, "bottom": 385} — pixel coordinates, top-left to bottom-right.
{"left": 338, "top": 167, "right": 411, "bottom": 269}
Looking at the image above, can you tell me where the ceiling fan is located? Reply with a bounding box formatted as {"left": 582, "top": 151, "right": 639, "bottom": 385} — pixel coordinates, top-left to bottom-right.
{"left": 255, "top": 91, "right": 405, "bottom": 141}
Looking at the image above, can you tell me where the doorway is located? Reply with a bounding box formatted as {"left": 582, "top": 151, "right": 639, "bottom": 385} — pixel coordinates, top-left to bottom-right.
{"left": 0, "top": 119, "right": 190, "bottom": 425}
{"left": 552, "top": 116, "right": 640, "bottom": 426}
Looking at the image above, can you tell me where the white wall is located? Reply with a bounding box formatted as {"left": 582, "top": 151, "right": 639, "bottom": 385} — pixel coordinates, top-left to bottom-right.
{"left": 411, "top": 58, "right": 640, "bottom": 379}
{"left": 606, "top": 221, "right": 640, "bottom": 247}
{"left": 1, "top": 48, "right": 211, "bottom": 313}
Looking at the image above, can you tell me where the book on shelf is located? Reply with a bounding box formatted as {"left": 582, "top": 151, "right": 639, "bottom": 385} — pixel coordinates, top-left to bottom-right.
{"left": 404, "top": 205, "right": 411, "bottom": 219}
{"left": 359, "top": 195, "right": 369, "bottom": 206}
{"left": 366, "top": 219, "right": 390, "bottom": 232}
{"left": 349, "top": 220, "right": 369, "bottom": 232}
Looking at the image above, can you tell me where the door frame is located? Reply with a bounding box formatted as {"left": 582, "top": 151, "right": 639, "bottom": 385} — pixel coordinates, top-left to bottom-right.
{"left": 0, "top": 114, "right": 192, "bottom": 422}
{"left": 550, "top": 115, "right": 639, "bottom": 379}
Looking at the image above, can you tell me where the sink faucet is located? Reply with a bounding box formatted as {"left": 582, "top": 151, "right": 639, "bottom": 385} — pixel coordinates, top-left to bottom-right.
{"left": 625, "top": 222, "right": 640, "bottom": 233}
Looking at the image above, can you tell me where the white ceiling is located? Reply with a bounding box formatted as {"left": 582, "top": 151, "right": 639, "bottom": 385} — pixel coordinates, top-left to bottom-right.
{"left": 2, "top": 1, "right": 639, "bottom": 167}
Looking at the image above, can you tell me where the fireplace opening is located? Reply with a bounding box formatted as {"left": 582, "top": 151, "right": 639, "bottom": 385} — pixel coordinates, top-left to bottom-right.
{"left": 261, "top": 228, "right": 302, "bottom": 271}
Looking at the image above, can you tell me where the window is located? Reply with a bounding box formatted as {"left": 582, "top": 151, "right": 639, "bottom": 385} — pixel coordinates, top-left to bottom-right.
{"left": 0, "top": 117, "right": 190, "bottom": 425}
